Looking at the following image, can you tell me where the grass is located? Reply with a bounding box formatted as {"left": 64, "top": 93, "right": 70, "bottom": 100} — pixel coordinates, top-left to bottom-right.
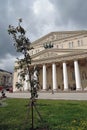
{"left": 0, "top": 98, "right": 87, "bottom": 130}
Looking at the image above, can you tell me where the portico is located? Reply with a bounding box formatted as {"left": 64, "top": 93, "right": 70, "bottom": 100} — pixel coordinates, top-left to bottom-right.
{"left": 38, "top": 59, "right": 82, "bottom": 91}
{"left": 14, "top": 52, "right": 87, "bottom": 92}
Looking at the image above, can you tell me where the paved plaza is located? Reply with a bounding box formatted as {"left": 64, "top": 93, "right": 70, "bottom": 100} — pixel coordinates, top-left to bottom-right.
{"left": 4, "top": 91, "right": 87, "bottom": 100}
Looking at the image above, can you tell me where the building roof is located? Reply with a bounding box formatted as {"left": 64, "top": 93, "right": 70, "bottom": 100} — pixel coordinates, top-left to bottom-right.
{"left": 0, "top": 69, "right": 12, "bottom": 74}
{"left": 32, "top": 30, "right": 87, "bottom": 46}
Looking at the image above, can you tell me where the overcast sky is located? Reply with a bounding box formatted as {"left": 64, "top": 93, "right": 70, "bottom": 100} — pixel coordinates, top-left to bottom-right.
{"left": 0, "top": 0, "right": 87, "bottom": 72}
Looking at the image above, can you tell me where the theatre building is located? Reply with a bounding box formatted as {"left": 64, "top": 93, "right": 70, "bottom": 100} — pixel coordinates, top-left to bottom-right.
{"left": 13, "top": 30, "right": 87, "bottom": 92}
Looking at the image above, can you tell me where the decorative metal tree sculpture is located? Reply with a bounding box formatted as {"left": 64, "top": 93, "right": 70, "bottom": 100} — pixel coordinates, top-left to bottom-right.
{"left": 8, "top": 19, "right": 47, "bottom": 130}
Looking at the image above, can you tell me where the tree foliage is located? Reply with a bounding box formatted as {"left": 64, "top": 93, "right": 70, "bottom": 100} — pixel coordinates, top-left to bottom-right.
{"left": 8, "top": 19, "right": 39, "bottom": 99}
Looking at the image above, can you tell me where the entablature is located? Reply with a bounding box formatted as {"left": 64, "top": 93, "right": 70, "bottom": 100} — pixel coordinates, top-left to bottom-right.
{"left": 31, "top": 50, "right": 87, "bottom": 65}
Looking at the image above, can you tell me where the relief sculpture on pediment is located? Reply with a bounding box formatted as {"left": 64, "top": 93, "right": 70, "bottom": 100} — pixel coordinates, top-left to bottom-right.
{"left": 40, "top": 52, "right": 58, "bottom": 59}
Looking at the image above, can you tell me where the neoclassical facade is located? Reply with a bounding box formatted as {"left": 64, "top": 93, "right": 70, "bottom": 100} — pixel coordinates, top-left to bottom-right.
{"left": 13, "top": 30, "right": 87, "bottom": 92}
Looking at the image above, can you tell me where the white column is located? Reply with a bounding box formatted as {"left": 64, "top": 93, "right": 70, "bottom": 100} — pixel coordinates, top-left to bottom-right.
{"left": 24, "top": 75, "right": 29, "bottom": 91}
{"left": 63, "top": 62, "right": 68, "bottom": 90}
{"left": 43, "top": 64, "right": 47, "bottom": 90}
{"left": 52, "top": 63, "right": 57, "bottom": 90}
{"left": 18, "top": 69, "right": 21, "bottom": 83}
{"left": 74, "top": 60, "right": 82, "bottom": 90}
{"left": 13, "top": 72, "right": 17, "bottom": 92}
{"left": 17, "top": 69, "right": 23, "bottom": 91}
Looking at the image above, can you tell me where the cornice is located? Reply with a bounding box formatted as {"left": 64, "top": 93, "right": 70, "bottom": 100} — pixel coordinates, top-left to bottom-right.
{"left": 31, "top": 48, "right": 87, "bottom": 59}
{"left": 31, "top": 51, "right": 87, "bottom": 65}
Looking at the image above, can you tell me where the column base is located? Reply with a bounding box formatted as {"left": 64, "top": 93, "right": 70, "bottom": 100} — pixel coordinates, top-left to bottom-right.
{"left": 76, "top": 88, "right": 82, "bottom": 91}
{"left": 53, "top": 89, "right": 58, "bottom": 92}
{"left": 42, "top": 89, "right": 47, "bottom": 92}
{"left": 64, "top": 89, "right": 68, "bottom": 91}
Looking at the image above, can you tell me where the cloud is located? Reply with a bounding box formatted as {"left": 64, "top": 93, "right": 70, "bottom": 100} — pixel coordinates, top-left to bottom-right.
{"left": 50, "top": 0, "right": 87, "bottom": 29}
{"left": 0, "top": 53, "right": 16, "bottom": 72}
{"left": 30, "top": 0, "right": 58, "bottom": 38}
{"left": 0, "top": 0, "right": 87, "bottom": 72}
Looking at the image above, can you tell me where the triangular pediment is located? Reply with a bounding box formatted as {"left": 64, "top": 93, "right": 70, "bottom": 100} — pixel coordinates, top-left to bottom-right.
{"left": 31, "top": 48, "right": 86, "bottom": 61}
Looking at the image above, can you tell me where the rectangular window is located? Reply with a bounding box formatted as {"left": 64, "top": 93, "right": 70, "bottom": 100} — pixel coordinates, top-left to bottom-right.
{"left": 69, "top": 42, "right": 73, "bottom": 48}
{"left": 78, "top": 39, "right": 83, "bottom": 46}
{"left": 78, "top": 40, "right": 80, "bottom": 46}
{"left": 81, "top": 39, "right": 83, "bottom": 46}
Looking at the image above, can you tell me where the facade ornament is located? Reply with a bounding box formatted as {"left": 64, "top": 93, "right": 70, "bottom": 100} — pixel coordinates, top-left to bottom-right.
{"left": 43, "top": 42, "right": 53, "bottom": 49}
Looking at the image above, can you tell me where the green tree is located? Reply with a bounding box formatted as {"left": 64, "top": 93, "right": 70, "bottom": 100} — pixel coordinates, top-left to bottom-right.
{"left": 8, "top": 19, "right": 42, "bottom": 130}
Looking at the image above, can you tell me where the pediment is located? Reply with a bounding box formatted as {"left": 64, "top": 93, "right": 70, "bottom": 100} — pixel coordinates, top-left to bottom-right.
{"left": 31, "top": 48, "right": 85, "bottom": 61}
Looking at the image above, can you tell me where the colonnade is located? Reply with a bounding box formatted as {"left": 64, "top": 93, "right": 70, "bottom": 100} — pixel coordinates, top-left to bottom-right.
{"left": 42, "top": 60, "right": 82, "bottom": 91}
{"left": 17, "top": 60, "right": 82, "bottom": 91}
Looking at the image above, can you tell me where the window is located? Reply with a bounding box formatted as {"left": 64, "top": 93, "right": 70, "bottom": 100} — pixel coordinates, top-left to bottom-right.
{"left": 56, "top": 45, "right": 59, "bottom": 48}
{"left": 78, "top": 40, "right": 80, "bottom": 46}
{"left": 69, "top": 42, "right": 73, "bottom": 48}
{"left": 31, "top": 51, "right": 33, "bottom": 55}
{"left": 35, "top": 50, "right": 38, "bottom": 53}
{"left": 61, "top": 44, "right": 63, "bottom": 48}
{"left": 81, "top": 39, "right": 83, "bottom": 46}
{"left": 77, "top": 39, "right": 83, "bottom": 46}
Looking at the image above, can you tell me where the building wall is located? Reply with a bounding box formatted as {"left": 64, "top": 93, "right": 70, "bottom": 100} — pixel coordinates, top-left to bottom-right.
{"left": 37, "top": 60, "right": 87, "bottom": 91}
{"left": 30, "top": 32, "right": 87, "bottom": 56}
{"left": 0, "top": 69, "right": 13, "bottom": 89}
{"left": 13, "top": 31, "right": 87, "bottom": 91}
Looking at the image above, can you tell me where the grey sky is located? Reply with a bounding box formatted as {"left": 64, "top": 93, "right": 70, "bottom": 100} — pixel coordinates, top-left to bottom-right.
{"left": 0, "top": 0, "right": 87, "bottom": 72}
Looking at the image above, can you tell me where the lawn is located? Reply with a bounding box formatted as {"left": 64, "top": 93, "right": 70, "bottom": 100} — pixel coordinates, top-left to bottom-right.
{"left": 0, "top": 98, "right": 87, "bottom": 130}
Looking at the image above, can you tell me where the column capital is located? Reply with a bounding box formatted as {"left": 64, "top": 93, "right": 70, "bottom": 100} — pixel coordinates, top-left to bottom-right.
{"left": 74, "top": 59, "right": 78, "bottom": 62}
{"left": 73, "top": 59, "right": 80, "bottom": 62}
{"left": 62, "top": 61, "right": 68, "bottom": 65}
